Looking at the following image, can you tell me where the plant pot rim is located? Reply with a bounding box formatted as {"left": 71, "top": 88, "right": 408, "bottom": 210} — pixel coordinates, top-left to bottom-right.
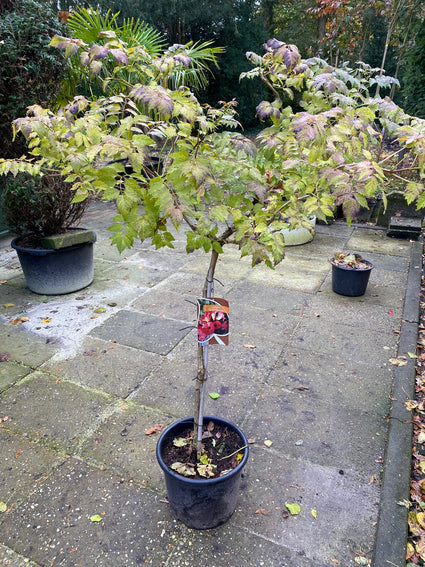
{"left": 156, "top": 415, "right": 249, "bottom": 485}
{"left": 329, "top": 258, "right": 374, "bottom": 271}
{"left": 11, "top": 228, "right": 96, "bottom": 255}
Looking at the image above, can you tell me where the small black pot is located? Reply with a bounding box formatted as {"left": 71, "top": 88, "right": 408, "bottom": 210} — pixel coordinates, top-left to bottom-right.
{"left": 331, "top": 260, "right": 374, "bottom": 297}
{"left": 156, "top": 416, "right": 249, "bottom": 530}
{"left": 11, "top": 229, "right": 96, "bottom": 295}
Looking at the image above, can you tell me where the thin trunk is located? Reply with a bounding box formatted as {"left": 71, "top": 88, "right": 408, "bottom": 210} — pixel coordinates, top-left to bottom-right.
{"left": 193, "top": 249, "right": 219, "bottom": 458}
{"left": 375, "top": 0, "right": 404, "bottom": 96}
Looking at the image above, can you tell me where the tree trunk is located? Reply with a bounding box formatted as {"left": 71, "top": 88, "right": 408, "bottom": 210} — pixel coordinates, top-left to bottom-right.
{"left": 193, "top": 249, "right": 219, "bottom": 458}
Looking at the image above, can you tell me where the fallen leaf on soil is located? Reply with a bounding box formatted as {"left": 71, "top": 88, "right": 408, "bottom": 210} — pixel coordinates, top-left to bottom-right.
{"left": 255, "top": 509, "right": 269, "bottom": 515}
{"left": 171, "top": 462, "right": 196, "bottom": 476}
{"left": 354, "top": 558, "right": 368, "bottom": 566}
{"left": 173, "top": 437, "right": 189, "bottom": 447}
{"left": 197, "top": 463, "right": 216, "bottom": 478}
{"left": 9, "top": 316, "right": 29, "bottom": 325}
{"left": 144, "top": 423, "right": 164, "bottom": 435}
{"left": 418, "top": 432, "right": 425, "bottom": 444}
{"left": 285, "top": 502, "right": 301, "bottom": 515}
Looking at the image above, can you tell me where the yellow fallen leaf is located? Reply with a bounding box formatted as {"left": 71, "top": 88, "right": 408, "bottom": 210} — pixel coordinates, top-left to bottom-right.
{"left": 311, "top": 509, "right": 317, "bottom": 518}
{"left": 2, "top": 303, "right": 14, "bottom": 308}
{"left": 94, "top": 307, "right": 106, "bottom": 314}
{"left": 389, "top": 357, "right": 407, "bottom": 366}
{"left": 9, "top": 316, "right": 29, "bottom": 325}
{"left": 90, "top": 514, "right": 103, "bottom": 523}
{"left": 42, "top": 318, "right": 51, "bottom": 324}
{"left": 285, "top": 502, "right": 301, "bottom": 515}
{"left": 244, "top": 344, "right": 256, "bottom": 349}
{"left": 264, "top": 439, "right": 273, "bottom": 448}
{"left": 0, "top": 502, "right": 7, "bottom": 513}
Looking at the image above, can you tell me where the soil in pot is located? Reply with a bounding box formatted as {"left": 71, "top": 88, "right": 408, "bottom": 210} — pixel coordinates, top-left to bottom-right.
{"left": 161, "top": 419, "right": 245, "bottom": 480}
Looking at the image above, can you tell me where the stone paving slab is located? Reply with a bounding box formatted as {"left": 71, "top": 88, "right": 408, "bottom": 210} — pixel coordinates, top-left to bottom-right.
{"left": 90, "top": 310, "right": 192, "bottom": 355}
{"left": 0, "top": 430, "right": 64, "bottom": 527}
{"left": 42, "top": 337, "right": 164, "bottom": 398}
{"left": 0, "top": 372, "right": 114, "bottom": 453}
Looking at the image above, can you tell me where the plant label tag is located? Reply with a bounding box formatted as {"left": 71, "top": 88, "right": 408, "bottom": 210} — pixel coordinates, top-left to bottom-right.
{"left": 196, "top": 298, "right": 229, "bottom": 346}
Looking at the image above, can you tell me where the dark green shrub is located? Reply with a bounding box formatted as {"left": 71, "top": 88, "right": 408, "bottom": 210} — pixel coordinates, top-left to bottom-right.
{"left": 1, "top": 173, "right": 89, "bottom": 236}
{"left": 0, "top": 0, "right": 67, "bottom": 158}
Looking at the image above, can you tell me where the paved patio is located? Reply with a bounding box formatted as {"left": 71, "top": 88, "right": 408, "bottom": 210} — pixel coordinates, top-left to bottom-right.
{"left": 0, "top": 201, "right": 421, "bottom": 566}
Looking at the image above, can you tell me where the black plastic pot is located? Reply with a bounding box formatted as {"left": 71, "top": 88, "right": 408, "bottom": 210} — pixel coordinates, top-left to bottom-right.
{"left": 331, "top": 260, "right": 374, "bottom": 297}
{"left": 156, "top": 416, "right": 249, "bottom": 530}
{"left": 11, "top": 229, "right": 96, "bottom": 295}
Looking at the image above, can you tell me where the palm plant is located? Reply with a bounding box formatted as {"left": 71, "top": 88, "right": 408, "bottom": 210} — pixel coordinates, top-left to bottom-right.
{"left": 58, "top": 5, "right": 224, "bottom": 103}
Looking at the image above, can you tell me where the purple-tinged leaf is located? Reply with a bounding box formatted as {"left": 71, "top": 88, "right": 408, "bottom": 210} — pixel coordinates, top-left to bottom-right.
{"left": 174, "top": 53, "right": 191, "bottom": 66}
{"left": 130, "top": 84, "right": 173, "bottom": 118}
{"left": 65, "top": 42, "right": 79, "bottom": 57}
{"left": 110, "top": 49, "right": 128, "bottom": 66}
{"left": 256, "top": 101, "right": 280, "bottom": 120}
{"left": 89, "top": 60, "right": 103, "bottom": 77}
{"left": 90, "top": 44, "right": 109, "bottom": 61}
{"left": 80, "top": 52, "right": 90, "bottom": 67}
{"left": 263, "top": 38, "right": 284, "bottom": 51}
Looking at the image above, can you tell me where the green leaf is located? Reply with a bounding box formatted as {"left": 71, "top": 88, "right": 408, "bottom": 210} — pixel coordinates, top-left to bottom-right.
{"left": 90, "top": 514, "right": 103, "bottom": 522}
{"left": 285, "top": 503, "right": 301, "bottom": 516}
{"left": 209, "top": 392, "right": 220, "bottom": 400}
{"left": 0, "top": 502, "right": 7, "bottom": 513}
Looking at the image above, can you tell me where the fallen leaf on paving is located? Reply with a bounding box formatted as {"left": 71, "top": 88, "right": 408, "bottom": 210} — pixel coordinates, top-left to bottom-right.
{"left": 389, "top": 356, "right": 408, "bottom": 366}
{"left": 263, "top": 439, "right": 273, "bottom": 448}
{"left": 354, "top": 558, "right": 368, "bottom": 566}
{"left": 14, "top": 449, "right": 22, "bottom": 459}
{"left": 330, "top": 559, "right": 339, "bottom": 564}
{"left": 94, "top": 307, "right": 106, "bottom": 314}
{"left": 144, "top": 423, "right": 164, "bottom": 435}
{"left": 2, "top": 303, "right": 14, "bottom": 308}
{"left": 0, "top": 502, "right": 7, "bottom": 513}
{"left": 388, "top": 310, "right": 394, "bottom": 315}
{"left": 209, "top": 392, "right": 220, "bottom": 399}
{"left": 0, "top": 416, "right": 9, "bottom": 422}
{"left": 9, "top": 316, "right": 29, "bottom": 325}
{"left": 408, "top": 352, "right": 418, "bottom": 358}
{"left": 295, "top": 385, "right": 309, "bottom": 391}
{"left": 255, "top": 509, "right": 269, "bottom": 515}
{"left": 243, "top": 344, "right": 256, "bottom": 349}
{"left": 285, "top": 502, "right": 301, "bottom": 515}
{"left": 418, "top": 432, "right": 425, "bottom": 444}
{"left": 247, "top": 437, "right": 257, "bottom": 444}
{"left": 311, "top": 509, "right": 317, "bottom": 518}
{"left": 90, "top": 514, "right": 103, "bottom": 523}
{"left": 83, "top": 350, "right": 96, "bottom": 356}
{"left": 42, "top": 318, "right": 51, "bottom": 324}
{"left": 0, "top": 353, "right": 10, "bottom": 362}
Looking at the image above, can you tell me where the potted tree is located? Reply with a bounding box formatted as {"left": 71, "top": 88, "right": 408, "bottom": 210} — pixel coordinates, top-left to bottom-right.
{"left": 329, "top": 252, "right": 374, "bottom": 296}
{"left": 2, "top": 33, "right": 425, "bottom": 527}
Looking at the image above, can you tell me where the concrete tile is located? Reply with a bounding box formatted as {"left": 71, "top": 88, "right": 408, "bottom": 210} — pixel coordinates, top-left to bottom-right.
{"left": 90, "top": 310, "right": 192, "bottom": 355}
{"left": 0, "top": 372, "right": 114, "bottom": 452}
